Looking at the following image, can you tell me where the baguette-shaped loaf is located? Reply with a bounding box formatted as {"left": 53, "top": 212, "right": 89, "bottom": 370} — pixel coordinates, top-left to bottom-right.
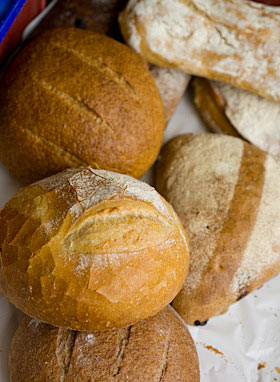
{"left": 119, "top": 0, "right": 280, "bottom": 102}
{"left": 9, "top": 306, "right": 200, "bottom": 381}
{"left": 193, "top": 77, "right": 280, "bottom": 160}
{"left": 156, "top": 134, "right": 280, "bottom": 325}
{"left": 35, "top": 0, "right": 190, "bottom": 124}
{"left": 0, "top": 168, "right": 189, "bottom": 331}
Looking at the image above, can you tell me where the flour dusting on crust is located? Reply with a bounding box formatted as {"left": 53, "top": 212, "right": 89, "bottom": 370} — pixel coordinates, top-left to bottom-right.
{"left": 120, "top": 0, "right": 280, "bottom": 102}
{"left": 211, "top": 81, "right": 280, "bottom": 159}
{"left": 230, "top": 155, "right": 280, "bottom": 293}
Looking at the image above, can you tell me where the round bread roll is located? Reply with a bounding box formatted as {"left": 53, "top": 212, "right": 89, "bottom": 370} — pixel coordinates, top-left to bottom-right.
{"left": 0, "top": 168, "right": 189, "bottom": 331}
{"left": 156, "top": 133, "right": 280, "bottom": 325}
{"left": 0, "top": 28, "right": 164, "bottom": 185}
{"left": 9, "top": 306, "right": 200, "bottom": 382}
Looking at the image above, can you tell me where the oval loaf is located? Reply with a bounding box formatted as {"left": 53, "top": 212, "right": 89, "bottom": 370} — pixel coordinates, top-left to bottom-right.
{"left": 156, "top": 133, "right": 280, "bottom": 325}
{"left": 119, "top": 0, "right": 280, "bottom": 102}
{"left": 0, "top": 168, "right": 189, "bottom": 331}
{"left": 9, "top": 306, "right": 200, "bottom": 382}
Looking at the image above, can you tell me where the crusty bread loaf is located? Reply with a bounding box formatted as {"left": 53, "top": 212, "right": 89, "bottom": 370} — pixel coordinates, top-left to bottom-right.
{"left": 0, "top": 168, "right": 189, "bottom": 331}
{"left": 0, "top": 28, "right": 164, "bottom": 185}
{"left": 9, "top": 306, "right": 200, "bottom": 382}
{"left": 193, "top": 77, "right": 280, "bottom": 160}
{"left": 35, "top": 0, "right": 190, "bottom": 124}
{"left": 119, "top": 0, "right": 280, "bottom": 102}
{"left": 156, "top": 133, "right": 280, "bottom": 325}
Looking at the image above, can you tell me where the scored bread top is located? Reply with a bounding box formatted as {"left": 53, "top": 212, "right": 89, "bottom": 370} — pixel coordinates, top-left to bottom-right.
{"left": 0, "top": 168, "right": 189, "bottom": 330}
{"left": 9, "top": 306, "right": 200, "bottom": 382}
{"left": 120, "top": 0, "right": 280, "bottom": 102}
{"left": 0, "top": 28, "right": 164, "bottom": 184}
{"left": 156, "top": 134, "right": 280, "bottom": 324}
{"left": 34, "top": 0, "right": 190, "bottom": 124}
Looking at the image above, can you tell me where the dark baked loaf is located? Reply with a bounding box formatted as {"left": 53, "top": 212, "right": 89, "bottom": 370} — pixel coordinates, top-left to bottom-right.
{"left": 156, "top": 133, "right": 280, "bottom": 325}
{"left": 0, "top": 28, "right": 164, "bottom": 184}
{"left": 35, "top": 0, "right": 190, "bottom": 124}
{"left": 36, "top": 0, "right": 128, "bottom": 37}
{"left": 9, "top": 306, "right": 200, "bottom": 382}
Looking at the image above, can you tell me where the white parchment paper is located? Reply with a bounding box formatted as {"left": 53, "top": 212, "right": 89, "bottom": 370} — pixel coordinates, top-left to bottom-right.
{"left": 1, "top": 6, "right": 280, "bottom": 380}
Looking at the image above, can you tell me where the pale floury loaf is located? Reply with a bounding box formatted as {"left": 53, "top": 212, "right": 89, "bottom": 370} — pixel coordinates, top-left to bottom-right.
{"left": 119, "top": 0, "right": 280, "bottom": 102}
{"left": 156, "top": 134, "right": 280, "bottom": 325}
{"left": 193, "top": 78, "right": 280, "bottom": 160}
{"left": 0, "top": 168, "right": 189, "bottom": 331}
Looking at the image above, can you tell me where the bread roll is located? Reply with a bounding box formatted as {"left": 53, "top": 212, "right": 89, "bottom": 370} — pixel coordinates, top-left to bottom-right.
{"left": 0, "top": 28, "right": 164, "bottom": 185}
{"left": 193, "top": 77, "right": 280, "bottom": 160}
{"left": 156, "top": 134, "right": 280, "bottom": 325}
{"left": 119, "top": 0, "right": 280, "bottom": 102}
{"left": 35, "top": 0, "right": 190, "bottom": 125}
{"left": 9, "top": 306, "right": 200, "bottom": 382}
{"left": 0, "top": 168, "right": 189, "bottom": 331}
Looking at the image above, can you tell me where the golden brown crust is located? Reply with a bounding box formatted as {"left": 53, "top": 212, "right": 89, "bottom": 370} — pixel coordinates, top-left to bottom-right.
{"left": 0, "top": 28, "right": 164, "bottom": 184}
{"left": 192, "top": 77, "right": 242, "bottom": 138}
{"left": 9, "top": 306, "right": 200, "bottom": 382}
{"left": 156, "top": 134, "right": 280, "bottom": 325}
{"left": 0, "top": 168, "right": 189, "bottom": 331}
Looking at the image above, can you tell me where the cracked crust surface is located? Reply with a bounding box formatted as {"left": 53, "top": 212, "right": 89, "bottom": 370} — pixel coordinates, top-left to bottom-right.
{"left": 0, "top": 168, "right": 189, "bottom": 331}
{"left": 9, "top": 306, "right": 200, "bottom": 382}
{"left": 120, "top": 0, "right": 280, "bottom": 102}
{"left": 0, "top": 27, "right": 164, "bottom": 184}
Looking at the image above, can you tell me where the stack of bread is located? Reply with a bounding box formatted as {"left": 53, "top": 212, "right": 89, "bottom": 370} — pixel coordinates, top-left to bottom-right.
{"left": 0, "top": 0, "right": 198, "bottom": 380}
{"left": 1, "top": 0, "right": 280, "bottom": 379}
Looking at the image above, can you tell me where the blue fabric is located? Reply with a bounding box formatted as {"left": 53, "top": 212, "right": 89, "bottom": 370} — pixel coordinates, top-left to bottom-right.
{"left": 0, "top": 0, "right": 27, "bottom": 44}
{"left": 0, "top": 1, "right": 14, "bottom": 21}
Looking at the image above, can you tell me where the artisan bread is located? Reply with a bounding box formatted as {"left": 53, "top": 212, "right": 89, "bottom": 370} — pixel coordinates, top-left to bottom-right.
{"left": 119, "top": 0, "right": 280, "bottom": 102}
{"left": 35, "top": 0, "right": 190, "bottom": 124}
{"left": 9, "top": 306, "right": 200, "bottom": 382}
{"left": 0, "top": 168, "right": 189, "bottom": 331}
{"left": 193, "top": 77, "right": 280, "bottom": 160}
{"left": 0, "top": 28, "right": 164, "bottom": 185}
{"left": 156, "top": 133, "right": 280, "bottom": 325}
